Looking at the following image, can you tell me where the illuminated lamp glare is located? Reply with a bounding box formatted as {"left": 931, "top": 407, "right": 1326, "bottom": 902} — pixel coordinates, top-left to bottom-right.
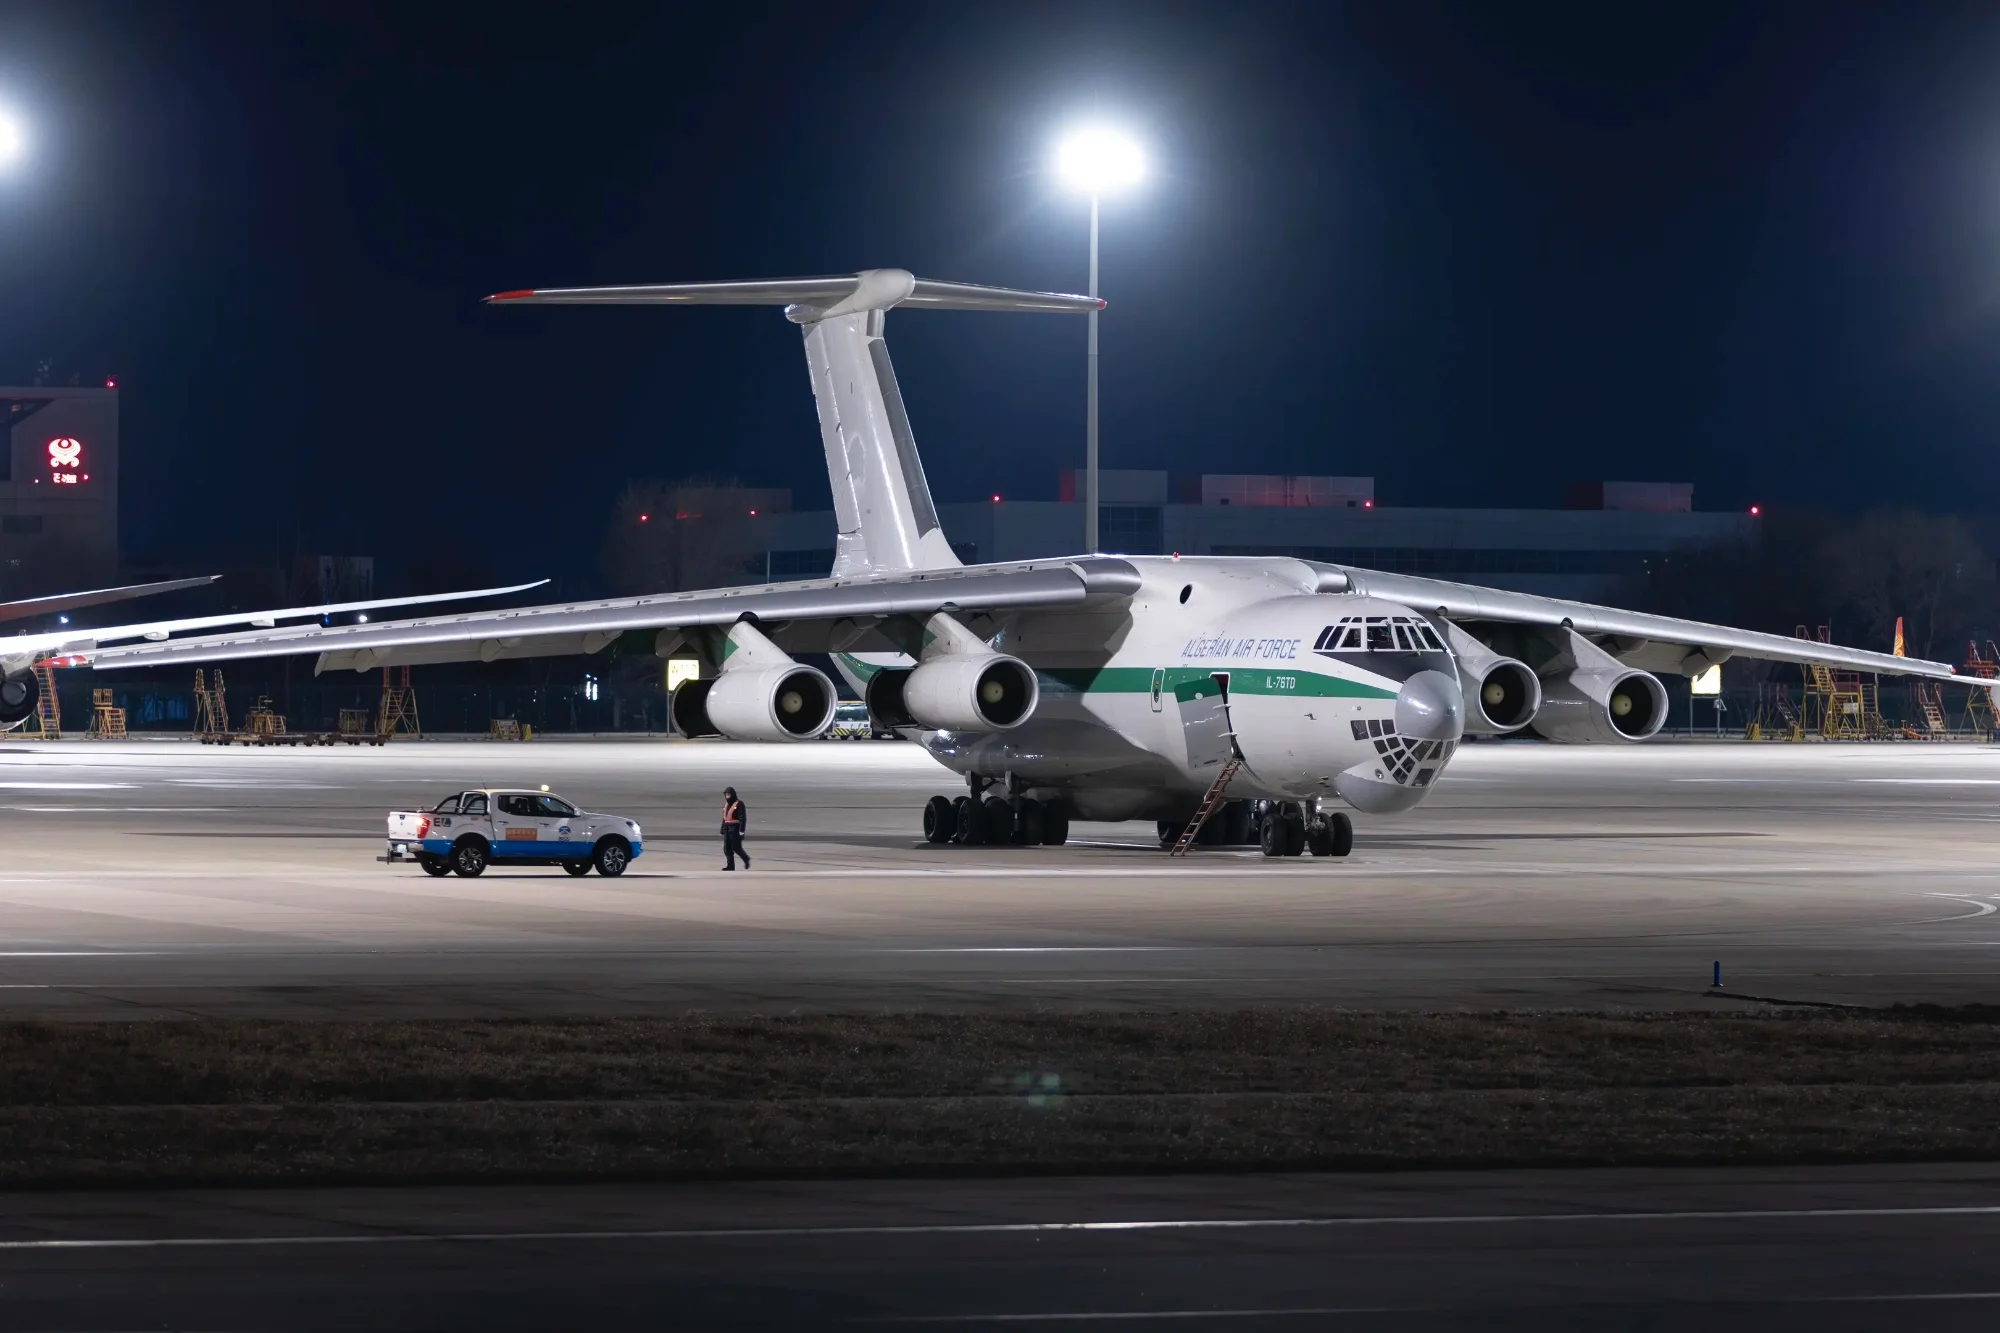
{"left": 1749, "top": 504, "right": 1761, "bottom": 516}
{"left": 638, "top": 513, "right": 649, "bottom": 523}
{"left": 992, "top": 493, "right": 1002, "bottom": 503}
{"left": 1363, "top": 499, "right": 1375, "bottom": 509}
{"left": 0, "top": 112, "right": 22, "bottom": 166}
{"left": 1054, "top": 125, "right": 1147, "bottom": 195}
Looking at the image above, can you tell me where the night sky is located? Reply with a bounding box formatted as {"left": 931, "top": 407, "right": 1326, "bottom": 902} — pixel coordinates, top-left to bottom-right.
{"left": 4, "top": 2, "right": 2000, "bottom": 588}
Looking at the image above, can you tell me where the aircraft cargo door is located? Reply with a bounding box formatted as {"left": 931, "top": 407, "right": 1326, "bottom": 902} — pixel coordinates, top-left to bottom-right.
{"left": 1177, "top": 671, "right": 1236, "bottom": 778}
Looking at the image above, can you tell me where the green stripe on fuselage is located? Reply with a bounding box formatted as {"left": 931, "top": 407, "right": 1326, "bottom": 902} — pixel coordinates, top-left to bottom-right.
{"left": 1040, "top": 665, "right": 1395, "bottom": 701}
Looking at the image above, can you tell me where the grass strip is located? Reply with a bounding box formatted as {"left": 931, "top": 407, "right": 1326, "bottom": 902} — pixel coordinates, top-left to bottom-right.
{"left": 2, "top": 1009, "right": 1997, "bottom": 1185}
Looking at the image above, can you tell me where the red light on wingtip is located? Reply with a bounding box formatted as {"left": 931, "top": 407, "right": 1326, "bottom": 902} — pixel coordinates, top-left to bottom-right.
{"left": 638, "top": 513, "right": 650, "bottom": 523}
{"left": 486, "top": 289, "right": 537, "bottom": 302}
{"left": 992, "top": 493, "right": 1002, "bottom": 503}
{"left": 104, "top": 377, "right": 117, "bottom": 389}
{"left": 1749, "top": 505, "right": 1762, "bottom": 516}
{"left": 1363, "top": 499, "right": 1375, "bottom": 509}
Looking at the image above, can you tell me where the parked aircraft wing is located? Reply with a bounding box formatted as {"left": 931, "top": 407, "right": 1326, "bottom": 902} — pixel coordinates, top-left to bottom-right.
{"left": 5, "top": 580, "right": 549, "bottom": 668}
{"left": 83, "top": 559, "right": 1144, "bottom": 673}
{"left": 0, "top": 575, "right": 219, "bottom": 625}
{"left": 1324, "top": 565, "right": 1963, "bottom": 681}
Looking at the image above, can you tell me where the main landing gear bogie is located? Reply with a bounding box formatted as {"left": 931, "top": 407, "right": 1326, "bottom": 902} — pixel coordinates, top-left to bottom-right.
{"left": 922, "top": 790, "right": 1069, "bottom": 847}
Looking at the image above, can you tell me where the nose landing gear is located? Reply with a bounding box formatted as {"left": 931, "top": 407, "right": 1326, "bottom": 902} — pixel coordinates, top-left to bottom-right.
{"left": 1256, "top": 801, "right": 1353, "bottom": 859}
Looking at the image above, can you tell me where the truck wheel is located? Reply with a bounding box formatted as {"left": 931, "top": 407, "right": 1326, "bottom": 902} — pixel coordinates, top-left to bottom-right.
{"left": 450, "top": 838, "right": 489, "bottom": 877}
{"left": 593, "top": 837, "right": 631, "bottom": 878}
{"left": 561, "top": 860, "right": 591, "bottom": 877}
{"left": 418, "top": 855, "right": 451, "bottom": 878}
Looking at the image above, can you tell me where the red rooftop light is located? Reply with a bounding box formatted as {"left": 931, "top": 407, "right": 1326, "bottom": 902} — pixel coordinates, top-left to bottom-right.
{"left": 992, "top": 493, "right": 1002, "bottom": 503}
{"left": 1363, "top": 499, "right": 1375, "bottom": 509}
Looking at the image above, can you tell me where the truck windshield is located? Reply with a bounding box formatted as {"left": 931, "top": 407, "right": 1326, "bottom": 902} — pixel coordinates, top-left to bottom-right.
{"left": 433, "top": 794, "right": 464, "bottom": 813}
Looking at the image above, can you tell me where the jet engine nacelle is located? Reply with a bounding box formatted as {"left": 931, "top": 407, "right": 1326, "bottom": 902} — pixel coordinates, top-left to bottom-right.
{"left": 1431, "top": 618, "right": 1540, "bottom": 734}
{"left": 1458, "top": 657, "right": 1541, "bottom": 734}
{"left": 866, "top": 653, "right": 1038, "bottom": 732}
{"left": 0, "top": 670, "right": 37, "bottom": 731}
{"left": 1530, "top": 666, "right": 1667, "bottom": 743}
{"left": 672, "top": 665, "right": 836, "bottom": 742}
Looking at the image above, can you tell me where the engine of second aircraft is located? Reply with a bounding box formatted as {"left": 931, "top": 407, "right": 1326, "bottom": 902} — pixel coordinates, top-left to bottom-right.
{"left": 0, "top": 670, "right": 37, "bottom": 731}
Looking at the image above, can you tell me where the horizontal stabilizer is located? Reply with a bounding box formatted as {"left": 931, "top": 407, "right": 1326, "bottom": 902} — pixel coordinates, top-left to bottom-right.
{"left": 486, "top": 269, "right": 1102, "bottom": 319}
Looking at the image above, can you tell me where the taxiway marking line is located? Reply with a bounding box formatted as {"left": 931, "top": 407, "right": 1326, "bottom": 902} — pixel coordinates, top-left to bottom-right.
{"left": 8, "top": 1201, "right": 2000, "bottom": 1250}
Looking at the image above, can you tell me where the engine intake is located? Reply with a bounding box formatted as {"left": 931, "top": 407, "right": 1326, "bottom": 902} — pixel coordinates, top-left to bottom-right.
{"left": 867, "top": 654, "right": 1037, "bottom": 733}
{"left": 1530, "top": 666, "right": 1667, "bottom": 744}
{"left": 1461, "top": 658, "right": 1541, "bottom": 734}
{"left": 0, "top": 670, "right": 37, "bottom": 730}
{"left": 672, "top": 665, "right": 835, "bottom": 742}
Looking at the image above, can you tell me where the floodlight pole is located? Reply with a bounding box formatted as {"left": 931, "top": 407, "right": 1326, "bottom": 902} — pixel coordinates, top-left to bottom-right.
{"left": 1085, "top": 194, "right": 1100, "bottom": 554}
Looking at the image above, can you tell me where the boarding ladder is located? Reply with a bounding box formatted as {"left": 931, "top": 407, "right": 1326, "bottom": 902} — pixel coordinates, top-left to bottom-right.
{"left": 1168, "top": 757, "right": 1242, "bottom": 858}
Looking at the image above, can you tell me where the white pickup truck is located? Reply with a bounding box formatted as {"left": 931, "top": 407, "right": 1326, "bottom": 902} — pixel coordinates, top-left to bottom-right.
{"left": 385, "top": 789, "right": 643, "bottom": 878}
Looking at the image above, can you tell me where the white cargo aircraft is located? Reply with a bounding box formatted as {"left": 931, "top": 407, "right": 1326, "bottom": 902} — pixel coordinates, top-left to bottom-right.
{"left": 82, "top": 270, "right": 1974, "bottom": 856}
{"left": 2, "top": 579, "right": 547, "bottom": 731}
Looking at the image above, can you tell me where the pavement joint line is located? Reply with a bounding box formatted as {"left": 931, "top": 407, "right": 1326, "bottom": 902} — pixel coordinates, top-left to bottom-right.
{"left": 10, "top": 1203, "right": 2000, "bottom": 1250}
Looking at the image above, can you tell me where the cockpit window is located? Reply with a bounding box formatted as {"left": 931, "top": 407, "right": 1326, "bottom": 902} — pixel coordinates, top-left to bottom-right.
{"left": 1366, "top": 622, "right": 1395, "bottom": 651}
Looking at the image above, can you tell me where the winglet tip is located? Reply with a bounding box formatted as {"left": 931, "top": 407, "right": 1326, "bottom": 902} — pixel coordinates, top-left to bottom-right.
{"left": 485, "top": 290, "right": 536, "bottom": 304}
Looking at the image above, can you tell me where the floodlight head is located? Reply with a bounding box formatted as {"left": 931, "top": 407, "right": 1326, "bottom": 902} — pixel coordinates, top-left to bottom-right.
{"left": 1055, "top": 124, "right": 1145, "bottom": 196}
{"left": 0, "top": 111, "right": 22, "bottom": 167}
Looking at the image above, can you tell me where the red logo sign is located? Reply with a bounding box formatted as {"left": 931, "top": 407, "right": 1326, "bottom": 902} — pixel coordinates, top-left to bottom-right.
{"left": 46, "top": 438, "right": 85, "bottom": 485}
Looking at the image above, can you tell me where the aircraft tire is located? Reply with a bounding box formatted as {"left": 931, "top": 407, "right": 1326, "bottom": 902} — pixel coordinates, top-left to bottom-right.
{"left": 1015, "top": 799, "right": 1046, "bottom": 846}
{"left": 952, "top": 795, "right": 982, "bottom": 845}
{"left": 1041, "top": 804, "right": 1069, "bottom": 846}
{"left": 1259, "top": 815, "right": 1284, "bottom": 858}
{"left": 923, "top": 795, "right": 956, "bottom": 844}
{"left": 1329, "top": 811, "right": 1354, "bottom": 857}
{"left": 982, "top": 796, "right": 1015, "bottom": 844}
{"left": 1282, "top": 809, "right": 1307, "bottom": 857}
{"left": 1156, "top": 819, "right": 1183, "bottom": 849}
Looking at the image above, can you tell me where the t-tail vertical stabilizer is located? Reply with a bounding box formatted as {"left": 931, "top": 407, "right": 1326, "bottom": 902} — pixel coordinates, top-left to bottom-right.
{"left": 487, "top": 270, "right": 1101, "bottom": 576}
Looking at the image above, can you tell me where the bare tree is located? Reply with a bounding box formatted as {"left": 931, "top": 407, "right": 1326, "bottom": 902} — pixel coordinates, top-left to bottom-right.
{"left": 1822, "top": 510, "right": 1992, "bottom": 660}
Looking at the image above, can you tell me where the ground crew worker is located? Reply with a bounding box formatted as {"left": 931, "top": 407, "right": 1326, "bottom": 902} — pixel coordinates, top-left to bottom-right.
{"left": 721, "top": 786, "right": 750, "bottom": 870}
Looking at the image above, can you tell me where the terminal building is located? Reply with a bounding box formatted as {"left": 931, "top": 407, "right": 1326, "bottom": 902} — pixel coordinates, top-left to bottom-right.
{"left": 734, "top": 472, "right": 1754, "bottom": 601}
{"left": 0, "top": 385, "right": 120, "bottom": 589}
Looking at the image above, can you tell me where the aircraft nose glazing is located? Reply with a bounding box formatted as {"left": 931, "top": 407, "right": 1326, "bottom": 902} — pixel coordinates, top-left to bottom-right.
{"left": 1394, "top": 669, "right": 1465, "bottom": 743}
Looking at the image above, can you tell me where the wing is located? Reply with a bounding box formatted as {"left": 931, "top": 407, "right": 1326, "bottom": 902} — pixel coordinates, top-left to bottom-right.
{"left": 5, "top": 580, "right": 549, "bottom": 669}
{"left": 0, "top": 575, "right": 219, "bottom": 625}
{"left": 83, "top": 560, "right": 1144, "bottom": 674}
{"left": 1325, "top": 565, "right": 1961, "bottom": 680}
